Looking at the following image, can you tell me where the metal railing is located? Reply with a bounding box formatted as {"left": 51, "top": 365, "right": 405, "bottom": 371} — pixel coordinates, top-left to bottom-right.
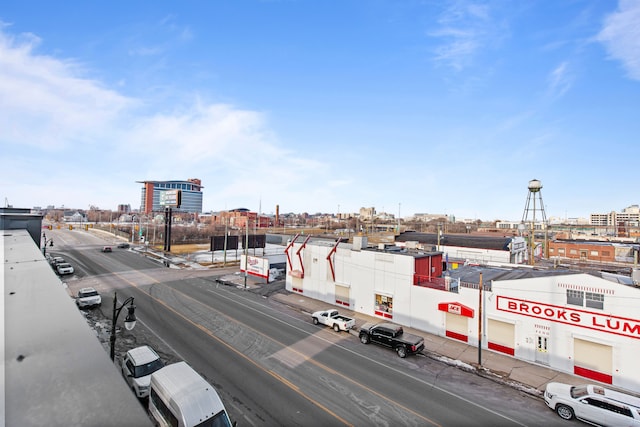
{"left": 413, "top": 275, "right": 491, "bottom": 293}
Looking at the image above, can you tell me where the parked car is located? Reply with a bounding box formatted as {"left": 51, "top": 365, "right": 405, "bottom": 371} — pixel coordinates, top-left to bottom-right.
{"left": 149, "top": 362, "right": 234, "bottom": 427}
{"left": 359, "top": 322, "right": 425, "bottom": 358}
{"left": 311, "top": 309, "right": 355, "bottom": 332}
{"left": 121, "top": 346, "right": 164, "bottom": 399}
{"left": 76, "top": 287, "right": 102, "bottom": 309}
{"left": 101, "top": 246, "right": 112, "bottom": 253}
{"left": 544, "top": 382, "right": 640, "bottom": 425}
{"left": 50, "top": 256, "right": 65, "bottom": 266}
{"left": 117, "top": 243, "right": 130, "bottom": 249}
{"left": 56, "top": 262, "right": 74, "bottom": 275}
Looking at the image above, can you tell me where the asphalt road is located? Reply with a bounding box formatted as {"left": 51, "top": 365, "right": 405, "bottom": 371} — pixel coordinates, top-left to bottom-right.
{"left": 50, "top": 228, "right": 576, "bottom": 427}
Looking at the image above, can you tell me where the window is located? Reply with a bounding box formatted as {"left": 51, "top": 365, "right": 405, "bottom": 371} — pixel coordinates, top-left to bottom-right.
{"left": 590, "top": 251, "right": 599, "bottom": 256}
{"left": 586, "top": 292, "right": 604, "bottom": 310}
{"left": 558, "top": 248, "right": 565, "bottom": 254}
{"left": 567, "top": 289, "right": 584, "bottom": 307}
{"left": 567, "top": 290, "right": 604, "bottom": 309}
{"left": 570, "top": 249, "right": 578, "bottom": 255}
{"left": 571, "top": 385, "right": 589, "bottom": 398}
{"left": 195, "top": 410, "right": 233, "bottom": 427}
{"left": 606, "top": 403, "right": 633, "bottom": 417}
{"left": 374, "top": 294, "right": 393, "bottom": 317}
{"left": 150, "top": 389, "right": 179, "bottom": 427}
{"left": 549, "top": 248, "right": 555, "bottom": 253}
{"left": 584, "top": 398, "right": 608, "bottom": 409}
{"left": 602, "top": 251, "right": 610, "bottom": 256}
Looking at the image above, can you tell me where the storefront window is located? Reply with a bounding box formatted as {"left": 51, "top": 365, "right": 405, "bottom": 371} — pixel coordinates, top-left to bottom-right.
{"left": 374, "top": 294, "right": 393, "bottom": 319}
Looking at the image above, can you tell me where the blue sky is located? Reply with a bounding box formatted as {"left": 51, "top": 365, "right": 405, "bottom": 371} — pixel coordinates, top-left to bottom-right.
{"left": 1, "top": 0, "right": 638, "bottom": 221}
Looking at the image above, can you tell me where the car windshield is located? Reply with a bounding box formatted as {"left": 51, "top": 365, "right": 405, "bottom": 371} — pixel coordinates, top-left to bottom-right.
{"left": 133, "top": 358, "right": 164, "bottom": 378}
{"left": 194, "top": 410, "right": 233, "bottom": 427}
{"left": 59, "top": 263, "right": 71, "bottom": 268}
{"left": 79, "top": 290, "right": 98, "bottom": 298}
{"left": 570, "top": 385, "right": 589, "bottom": 398}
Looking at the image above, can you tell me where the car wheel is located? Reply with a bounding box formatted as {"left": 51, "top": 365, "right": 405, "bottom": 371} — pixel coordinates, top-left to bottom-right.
{"left": 333, "top": 324, "right": 340, "bottom": 332}
{"left": 360, "top": 333, "right": 370, "bottom": 344}
{"left": 555, "top": 404, "right": 574, "bottom": 420}
{"left": 312, "top": 317, "right": 319, "bottom": 325}
{"left": 396, "top": 346, "right": 407, "bottom": 358}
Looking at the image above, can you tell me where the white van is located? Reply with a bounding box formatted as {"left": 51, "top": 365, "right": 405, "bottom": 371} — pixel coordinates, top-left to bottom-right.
{"left": 149, "top": 361, "right": 234, "bottom": 427}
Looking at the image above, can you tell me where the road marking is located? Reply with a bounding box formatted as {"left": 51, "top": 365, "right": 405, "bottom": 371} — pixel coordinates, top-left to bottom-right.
{"left": 107, "top": 271, "right": 354, "bottom": 427}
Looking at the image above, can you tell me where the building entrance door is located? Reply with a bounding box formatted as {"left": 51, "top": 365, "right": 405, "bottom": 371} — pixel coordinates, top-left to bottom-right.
{"left": 535, "top": 336, "right": 549, "bottom": 365}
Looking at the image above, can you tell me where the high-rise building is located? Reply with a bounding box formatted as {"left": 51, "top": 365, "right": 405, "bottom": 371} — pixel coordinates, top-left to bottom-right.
{"left": 138, "top": 179, "right": 203, "bottom": 214}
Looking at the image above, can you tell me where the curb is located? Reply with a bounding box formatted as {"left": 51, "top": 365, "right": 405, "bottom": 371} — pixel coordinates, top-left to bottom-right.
{"left": 273, "top": 293, "right": 544, "bottom": 400}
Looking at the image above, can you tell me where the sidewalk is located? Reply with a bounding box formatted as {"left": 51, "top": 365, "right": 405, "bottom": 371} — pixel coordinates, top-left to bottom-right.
{"left": 269, "top": 291, "right": 587, "bottom": 399}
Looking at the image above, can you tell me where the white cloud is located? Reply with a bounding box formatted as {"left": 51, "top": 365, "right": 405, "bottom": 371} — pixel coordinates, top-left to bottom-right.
{"left": 596, "top": 0, "right": 640, "bottom": 80}
{"left": 429, "top": 0, "right": 496, "bottom": 71}
{"left": 0, "top": 26, "right": 335, "bottom": 213}
{"left": 0, "top": 30, "right": 134, "bottom": 150}
{"left": 547, "top": 61, "right": 574, "bottom": 99}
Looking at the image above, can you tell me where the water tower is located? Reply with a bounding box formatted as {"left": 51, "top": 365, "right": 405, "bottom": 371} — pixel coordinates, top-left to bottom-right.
{"left": 521, "top": 179, "right": 548, "bottom": 265}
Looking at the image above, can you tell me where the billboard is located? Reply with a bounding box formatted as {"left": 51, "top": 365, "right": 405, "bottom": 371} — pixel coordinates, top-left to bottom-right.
{"left": 159, "top": 190, "right": 181, "bottom": 207}
{"left": 210, "top": 235, "right": 239, "bottom": 251}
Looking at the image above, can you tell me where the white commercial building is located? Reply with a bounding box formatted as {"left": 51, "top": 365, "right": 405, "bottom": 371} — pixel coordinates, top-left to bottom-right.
{"left": 285, "top": 236, "right": 640, "bottom": 393}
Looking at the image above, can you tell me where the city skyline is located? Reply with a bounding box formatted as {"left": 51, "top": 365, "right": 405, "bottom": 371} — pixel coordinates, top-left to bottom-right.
{"left": 1, "top": 1, "right": 639, "bottom": 221}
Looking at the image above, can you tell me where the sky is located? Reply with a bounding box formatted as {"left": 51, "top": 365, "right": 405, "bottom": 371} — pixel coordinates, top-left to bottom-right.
{"left": 1, "top": 0, "right": 639, "bottom": 222}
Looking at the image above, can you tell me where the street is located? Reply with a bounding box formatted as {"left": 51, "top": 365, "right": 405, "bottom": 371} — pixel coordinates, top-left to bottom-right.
{"left": 52, "top": 228, "right": 574, "bottom": 426}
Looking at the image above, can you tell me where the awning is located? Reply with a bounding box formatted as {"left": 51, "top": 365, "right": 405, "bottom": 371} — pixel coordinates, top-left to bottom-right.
{"left": 438, "top": 302, "right": 474, "bottom": 318}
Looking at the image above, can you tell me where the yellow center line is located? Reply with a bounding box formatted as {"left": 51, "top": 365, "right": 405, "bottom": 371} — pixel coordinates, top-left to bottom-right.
{"left": 114, "top": 270, "right": 441, "bottom": 427}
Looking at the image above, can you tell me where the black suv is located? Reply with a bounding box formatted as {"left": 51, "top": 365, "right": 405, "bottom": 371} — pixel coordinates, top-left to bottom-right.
{"left": 359, "top": 322, "right": 425, "bottom": 358}
{"left": 117, "top": 243, "right": 130, "bottom": 249}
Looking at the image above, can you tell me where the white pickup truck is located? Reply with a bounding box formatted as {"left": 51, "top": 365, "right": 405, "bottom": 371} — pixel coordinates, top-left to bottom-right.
{"left": 312, "top": 309, "right": 355, "bottom": 332}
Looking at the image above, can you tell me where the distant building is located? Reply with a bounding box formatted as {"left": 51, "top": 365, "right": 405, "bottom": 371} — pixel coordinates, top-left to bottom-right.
{"left": 211, "top": 208, "right": 270, "bottom": 228}
{"left": 359, "top": 207, "right": 376, "bottom": 220}
{"left": 138, "top": 179, "right": 203, "bottom": 214}
{"left": 411, "top": 213, "right": 450, "bottom": 222}
{"left": 591, "top": 205, "right": 640, "bottom": 227}
{"left": 495, "top": 220, "right": 548, "bottom": 231}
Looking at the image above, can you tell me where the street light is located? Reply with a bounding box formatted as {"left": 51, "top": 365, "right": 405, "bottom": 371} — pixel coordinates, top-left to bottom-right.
{"left": 41, "top": 232, "right": 54, "bottom": 255}
{"left": 109, "top": 291, "right": 137, "bottom": 361}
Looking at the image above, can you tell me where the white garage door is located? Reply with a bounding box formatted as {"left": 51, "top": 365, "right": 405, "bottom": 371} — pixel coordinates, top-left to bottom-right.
{"left": 574, "top": 338, "right": 612, "bottom": 384}
{"left": 487, "top": 319, "right": 515, "bottom": 356}
{"left": 445, "top": 312, "right": 468, "bottom": 342}
{"left": 335, "top": 285, "right": 350, "bottom": 307}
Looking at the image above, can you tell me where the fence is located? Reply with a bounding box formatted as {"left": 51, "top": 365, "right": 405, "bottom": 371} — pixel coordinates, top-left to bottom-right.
{"left": 413, "top": 274, "right": 491, "bottom": 293}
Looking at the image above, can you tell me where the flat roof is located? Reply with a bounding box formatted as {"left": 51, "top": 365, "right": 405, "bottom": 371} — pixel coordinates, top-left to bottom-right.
{"left": 2, "top": 229, "right": 152, "bottom": 426}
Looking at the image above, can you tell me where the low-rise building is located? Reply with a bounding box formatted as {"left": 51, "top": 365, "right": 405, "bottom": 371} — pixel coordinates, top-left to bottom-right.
{"left": 285, "top": 237, "right": 640, "bottom": 393}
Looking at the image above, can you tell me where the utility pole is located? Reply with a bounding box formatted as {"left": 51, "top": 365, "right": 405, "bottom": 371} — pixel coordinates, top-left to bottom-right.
{"left": 223, "top": 216, "right": 228, "bottom": 266}
{"left": 244, "top": 219, "right": 249, "bottom": 289}
{"left": 478, "top": 272, "right": 483, "bottom": 366}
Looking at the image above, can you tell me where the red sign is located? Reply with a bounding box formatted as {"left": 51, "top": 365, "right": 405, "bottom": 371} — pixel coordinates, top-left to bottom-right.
{"left": 497, "top": 296, "right": 640, "bottom": 339}
{"left": 438, "top": 302, "right": 474, "bottom": 318}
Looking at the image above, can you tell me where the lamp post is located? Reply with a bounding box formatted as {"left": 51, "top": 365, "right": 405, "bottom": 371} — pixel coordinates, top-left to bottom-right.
{"left": 109, "top": 291, "right": 137, "bottom": 361}
{"left": 41, "top": 232, "right": 54, "bottom": 255}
